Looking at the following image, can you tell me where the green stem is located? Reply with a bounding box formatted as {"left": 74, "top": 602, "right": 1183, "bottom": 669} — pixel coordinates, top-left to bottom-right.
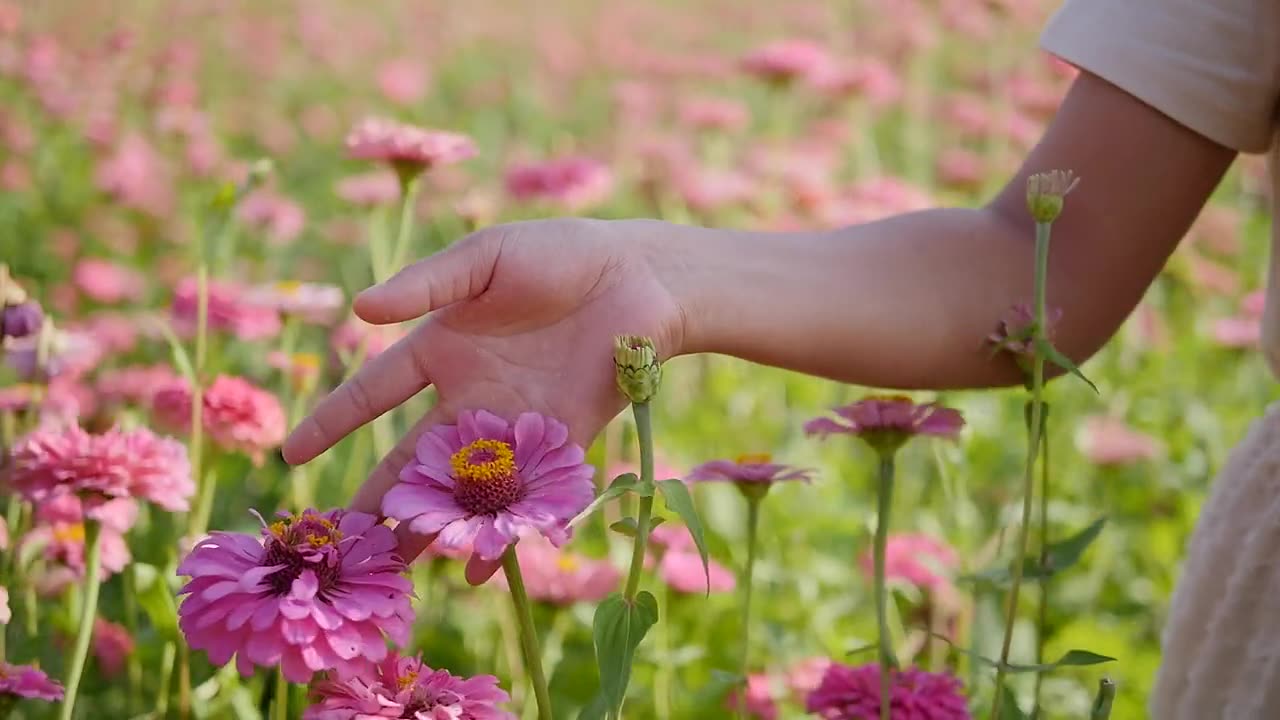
{"left": 156, "top": 641, "right": 175, "bottom": 717}
{"left": 1090, "top": 678, "right": 1116, "bottom": 719}
{"left": 501, "top": 548, "right": 553, "bottom": 720}
{"left": 623, "top": 402, "right": 655, "bottom": 601}
{"left": 185, "top": 262, "right": 209, "bottom": 539}
{"left": 736, "top": 494, "right": 763, "bottom": 720}
{"left": 993, "top": 221, "right": 1051, "bottom": 720}
{"left": 655, "top": 582, "right": 673, "bottom": 720}
{"left": 58, "top": 519, "right": 103, "bottom": 720}
{"left": 873, "top": 453, "right": 898, "bottom": 720}
{"left": 122, "top": 565, "right": 143, "bottom": 713}
{"left": 388, "top": 177, "right": 421, "bottom": 278}
{"left": 272, "top": 668, "right": 288, "bottom": 720}
{"left": 1032, "top": 410, "right": 1050, "bottom": 720}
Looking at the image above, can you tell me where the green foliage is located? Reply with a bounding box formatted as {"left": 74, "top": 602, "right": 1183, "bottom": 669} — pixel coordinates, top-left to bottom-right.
{"left": 589, "top": 592, "right": 660, "bottom": 717}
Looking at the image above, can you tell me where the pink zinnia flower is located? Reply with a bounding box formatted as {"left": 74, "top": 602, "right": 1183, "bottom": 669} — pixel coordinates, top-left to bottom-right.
{"left": 24, "top": 521, "right": 131, "bottom": 584}
{"left": 331, "top": 315, "right": 402, "bottom": 362}
{"left": 858, "top": 533, "right": 959, "bottom": 594}
{"left": 936, "top": 149, "right": 984, "bottom": 191}
{"left": 491, "top": 535, "right": 620, "bottom": 606}
{"left": 94, "top": 132, "right": 173, "bottom": 217}
{"left": 334, "top": 171, "right": 401, "bottom": 206}
{"left": 384, "top": 410, "right": 595, "bottom": 562}
{"left": 304, "top": 650, "right": 515, "bottom": 719}
{"left": 678, "top": 96, "right": 750, "bottom": 132}
{"left": 9, "top": 424, "right": 193, "bottom": 513}
{"left": 504, "top": 156, "right": 613, "bottom": 211}
{"left": 345, "top": 118, "right": 477, "bottom": 177}
{"left": 727, "top": 674, "right": 780, "bottom": 720}
{"left": 375, "top": 58, "right": 429, "bottom": 106}
{"left": 92, "top": 618, "right": 134, "bottom": 677}
{"left": 661, "top": 549, "right": 736, "bottom": 595}
{"left": 236, "top": 190, "right": 307, "bottom": 245}
{"left": 787, "top": 656, "right": 833, "bottom": 698}
{"left": 171, "top": 277, "right": 282, "bottom": 341}
{"left": 805, "top": 663, "right": 971, "bottom": 719}
{"left": 72, "top": 258, "right": 144, "bottom": 304}
{"left": 1077, "top": 415, "right": 1160, "bottom": 466}
{"left": 739, "top": 39, "right": 832, "bottom": 85}
{"left": 177, "top": 509, "right": 414, "bottom": 682}
{"left": 805, "top": 396, "right": 965, "bottom": 454}
{"left": 244, "top": 281, "right": 345, "bottom": 325}
{"left": 152, "top": 375, "right": 286, "bottom": 464}
{"left": 688, "top": 453, "right": 812, "bottom": 487}
{"left": 36, "top": 494, "right": 138, "bottom": 533}
{"left": 0, "top": 663, "right": 64, "bottom": 703}
{"left": 96, "top": 363, "right": 182, "bottom": 406}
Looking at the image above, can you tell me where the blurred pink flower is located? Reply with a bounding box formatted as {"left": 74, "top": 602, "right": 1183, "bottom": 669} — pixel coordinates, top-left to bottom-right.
{"left": 787, "top": 656, "right": 833, "bottom": 698}
{"left": 0, "top": 587, "right": 8, "bottom": 625}
{"left": 806, "top": 396, "right": 964, "bottom": 453}
{"left": 92, "top": 618, "right": 134, "bottom": 677}
{"left": 331, "top": 315, "right": 401, "bottom": 362}
{"left": 0, "top": 663, "right": 63, "bottom": 703}
{"left": 726, "top": 674, "right": 780, "bottom": 720}
{"left": 936, "top": 148, "right": 985, "bottom": 191}
{"left": 73, "top": 312, "right": 141, "bottom": 355}
{"left": 35, "top": 494, "right": 138, "bottom": 534}
{"left": 0, "top": 159, "right": 30, "bottom": 191}
{"left": 661, "top": 549, "right": 736, "bottom": 594}
{"left": 688, "top": 454, "right": 813, "bottom": 492}
{"left": 236, "top": 190, "right": 306, "bottom": 245}
{"left": 23, "top": 522, "right": 131, "bottom": 584}
{"left": 675, "top": 167, "right": 757, "bottom": 213}
{"left": 678, "top": 96, "right": 750, "bottom": 133}
{"left": 346, "top": 117, "right": 477, "bottom": 175}
{"left": 1189, "top": 205, "right": 1242, "bottom": 257}
{"left": 73, "top": 258, "right": 145, "bottom": 304}
{"left": 94, "top": 133, "right": 173, "bottom": 217}
{"left": 244, "top": 281, "right": 344, "bottom": 325}
{"left": 813, "top": 59, "right": 902, "bottom": 108}
{"left": 152, "top": 375, "right": 286, "bottom": 464}
{"left": 504, "top": 156, "right": 613, "bottom": 211}
{"left": 740, "top": 39, "right": 831, "bottom": 85}
{"left": 304, "top": 650, "right": 514, "bottom": 719}
{"left": 1077, "top": 415, "right": 1161, "bottom": 466}
{"left": 178, "top": 509, "right": 414, "bottom": 682}
{"left": 171, "top": 276, "right": 282, "bottom": 341}
{"left": 491, "top": 536, "right": 621, "bottom": 606}
{"left": 9, "top": 424, "right": 193, "bottom": 513}
{"left": 335, "top": 170, "right": 401, "bottom": 206}
{"left": 806, "top": 663, "right": 971, "bottom": 719}
{"left": 267, "top": 352, "right": 323, "bottom": 392}
{"left": 858, "top": 533, "right": 959, "bottom": 594}
{"left": 96, "top": 364, "right": 181, "bottom": 406}
{"left": 376, "top": 58, "right": 429, "bottom": 106}
{"left": 6, "top": 327, "right": 102, "bottom": 381}
{"left": 1213, "top": 316, "right": 1261, "bottom": 348}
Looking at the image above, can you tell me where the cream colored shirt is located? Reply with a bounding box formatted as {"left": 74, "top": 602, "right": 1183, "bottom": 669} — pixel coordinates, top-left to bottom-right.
{"left": 1040, "top": 0, "right": 1280, "bottom": 375}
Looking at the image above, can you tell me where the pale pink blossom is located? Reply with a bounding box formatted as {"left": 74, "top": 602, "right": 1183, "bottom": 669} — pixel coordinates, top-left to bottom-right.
{"left": 376, "top": 58, "right": 429, "bottom": 106}
{"left": 334, "top": 171, "right": 400, "bottom": 206}
{"left": 491, "top": 536, "right": 621, "bottom": 606}
{"left": 73, "top": 258, "right": 145, "bottom": 304}
{"left": 236, "top": 190, "right": 306, "bottom": 245}
{"left": 740, "top": 39, "right": 832, "bottom": 85}
{"left": 1077, "top": 415, "right": 1161, "bottom": 466}
{"left": 504, "top": 156, "right": 613, "bottom": 211}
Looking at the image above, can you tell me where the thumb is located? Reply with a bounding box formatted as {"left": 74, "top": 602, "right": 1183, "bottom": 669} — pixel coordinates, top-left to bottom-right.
{"left": 354, "top": 229, "right": 501, "bottom": 324}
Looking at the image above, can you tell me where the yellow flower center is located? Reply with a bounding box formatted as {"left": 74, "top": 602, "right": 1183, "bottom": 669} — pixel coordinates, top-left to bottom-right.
{"left": 292, "top": 352, "right": 321, "bottom": 371}
{"left": 736, "top": 453, "right": 772, "bottom": 465}
{"left": 270, "top": 512, "right": 342, "bottom": 545}
{"left": 556, "top": 555, "right": 581, "bottom": 573}
{"left": 274, "top": 280, "right": 303, "bottom": 294}
{"left": 53, "top": 524, "right": 86, "bottom": 544}
{"left": 450, "top": 439, "right": 516, "bottom": 484}
{"left": 398, "top": 669, "right": 419, "bottom": 690}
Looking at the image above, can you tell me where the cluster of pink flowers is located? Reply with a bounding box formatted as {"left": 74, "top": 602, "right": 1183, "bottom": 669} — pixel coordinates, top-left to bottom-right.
{"left": 805, "top": 663, "right": 971, "bottom": 719}
{"left": 152, "top": 375, "right": 286, "bottom": 463}
{"left": 171, "top": 277, "right": 282, "bottom": 341}
{"left": 305, "top": 651, "right": 515, "bottom": 720}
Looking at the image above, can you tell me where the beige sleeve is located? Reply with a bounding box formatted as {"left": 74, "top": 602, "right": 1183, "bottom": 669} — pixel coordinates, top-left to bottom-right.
{"left": 1041, "top": 0, "right": 1280, "bottom": 153}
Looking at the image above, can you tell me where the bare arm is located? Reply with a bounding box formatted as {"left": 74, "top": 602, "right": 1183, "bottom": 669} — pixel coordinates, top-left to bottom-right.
{"left": 662, "top": 71, "right": 1236, "bottom": 389}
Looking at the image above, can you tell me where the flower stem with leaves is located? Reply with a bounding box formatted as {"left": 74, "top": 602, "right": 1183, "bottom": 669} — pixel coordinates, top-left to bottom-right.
{"left": 872, "top": 451, "right": 898, "bottom": 720}
{"left": 502, "top": 548, "right": 554, "bottom": 720}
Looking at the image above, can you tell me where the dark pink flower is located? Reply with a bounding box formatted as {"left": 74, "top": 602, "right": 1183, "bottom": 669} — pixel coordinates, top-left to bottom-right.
{"left": 9, "top": 424, "right": 193, "bottom": 513}
{"left": 687, "top": 453, "right": 812, "bottom": 487}
{"left": 178, "top": 509, "right": 414, "bottom": 683}
{"left": 0, "top": 663, "right": 63, "bottom": 703}
{"left": 303, "top": 650, "right": 515, "bottom": 719}
{"left": 739, "top": 39, "right": 831, "bottom": 85}
{"left": 1077, "top": 415, "right": 1160, "bottom": 466}
{"left": 345, "top": 118, "right": 476, "bottom": 175}
{"left": 92, "top": 618, "right": 134, "bottom": 677}
{"left": 858, "top": 533, "right": 959, "bottom": 594}
{"left": 171, "top": 276, "right": 283, "bottom": 341}
{"left": 334, "top": 171, "right": 401, "bottom": 206}
{"left": 805, "top": 396, "right": 965, "bottom": 454}
{"left": 805, "top": 663, "right": 971, "bottom": 719}
{"left": 384, "top": 410, "right": 595, "bottom": 561}
{"left": 491, "top": 535, "right": 620, "bottom": 606}
{"left": 151, "top": 375, "right": 286, "bottom": 464}
{"left": 504, "top": 156, "right": 613, "bottom": 211}
{"left": 72, "top": 259, "right": 144, "bottom": 304}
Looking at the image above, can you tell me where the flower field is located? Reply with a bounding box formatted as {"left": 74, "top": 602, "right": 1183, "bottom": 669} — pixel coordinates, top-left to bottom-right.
{"left": 0, "top": 1, "right": 1275, "bottom": 718}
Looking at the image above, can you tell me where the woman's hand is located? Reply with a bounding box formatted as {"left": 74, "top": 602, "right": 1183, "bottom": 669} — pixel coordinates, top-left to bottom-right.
{"left": 282, "top": 218, "right": 689, "bottom": 579}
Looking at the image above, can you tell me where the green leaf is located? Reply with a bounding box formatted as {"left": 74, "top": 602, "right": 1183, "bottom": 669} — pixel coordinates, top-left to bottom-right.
{"left": 656, "top": 479, "right": 711, "bottom": 594}
{"left": 844, "top": 644, "right": 878, "bottom": 658}
{"left": 154, "top": 320, "right": 197, "bottom": 382}
{"left": 570, "top": 474, "right": 641, "bottom": 529}
{"left": 577, "top": 692, "right": 610, "bottom": 720}
{"left": 134, "top": 563, "right": 180, "bottom": 638}
{"left": 609, "top": 516, "right": 666, "bottom": 538}
{"left": 960, "top": 517, "right": 1107, "bottom": 587}
{"left": 591, "top": 591, "right": 660, "bottom": 714}
{"left": 998, "top": 683, "right": 1030, "bottom": 720}
{"left": 930, "top": 635, "right": 1115, "bottom": 673}
{"left": 1035, "top": 337, "right": 1098, "bottom": 393}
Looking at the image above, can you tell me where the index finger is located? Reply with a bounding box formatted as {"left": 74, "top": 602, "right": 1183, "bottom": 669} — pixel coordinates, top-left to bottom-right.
{"left": 282, "top": 332, "right": 431, "bottom": 465}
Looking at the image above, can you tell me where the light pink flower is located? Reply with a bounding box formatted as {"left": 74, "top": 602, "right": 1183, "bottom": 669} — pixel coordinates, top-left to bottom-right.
{"left": 304, "top": 650, "right": 515, "bottom": 719}
{"left": 237, "top": 190, "right": 307, "bottom": 245}
{"left": 335, "top": 170, "right": 401, "bottom": 206}
{"left": 345, "top": 117, "right": 477, "bottom": 174}
{"left": 36, "top": 494, "right": 138, "bottom": 534}
{"left": 490, "top": 535, "right": 620, "bottom": 606}
{"left": 787, "top": 656, "right": 833, "bottom": 697}
{"left": 739, "top": 39, "right": 832, "bottom": 85}
{"left": 23, "top": 522, "right": 131, "bottom": 584}
{"left": 178, "top": 509, "right": 414, "bottom": 683}
{"left": 384, "top": 410, "right": 595, "bottom": 562}
{"left": 504, "top": 156, "right": 613, "bottom": 211}
{"left": 660, "top": 549, "right": 735, "bottom": 595}
{"left": 96, "top": 364, "right": 182, "bottom": 406}
{"left": 674, "top": 167, "right": 757, "bottom": 213}
{"left": 858, "top": 533, "right": 959, "bottom": 594}
{"left": 0, "top": 663, "right": 64, "bottom": 703}
{"left": 94, "top": 132, "right": 173, "bottom": 217}
{"left": 74, "top": 311, "right": 141, "bottom": 355}
{"left": 726, "top": 674, "right": 780, "bottom": 720}
{"left": 331, "top": 315, "right": 402, "bottom": 362}
{"left": 152, "top": 375, "right": 286, "bottom": 464}
{"left": 244, "top": 281, "right": 345, "bottom": 325}
{"left": 806, "top": 663, "right": 971, "bottom": 719}
{"left": 805, "top": 396, "right": 965, "bottom": 453}
{"left": 171, "top": 276, "right": 282, "bottom": 341}
{"left": 72, "top": 258, "right": 144, "bottom": 304}
{"left": 1212, "top": 317, "right": 1260, "bottom": 348}
{"left": 678, "top": 96, "right": 750, "bottom": 132}
{"left": 92, "top": 618, "right": 134, "bottom": 677}
{"left": 1077, "top": 415, "right": 1160, "bottom": 466}
{"left": 0, "top": 587, "right": 8, "bottom": 625}
{"left": 936, "top": 148, "right": 984, "bottom": 191}
{"left": 9, "top": 424, "right": 193, "bottom": 513}
{"left": 687, "top": 453, "right": 812, "bottom": 487}
{"left": 376, "top": 58, "right": 429, "bottom": 106}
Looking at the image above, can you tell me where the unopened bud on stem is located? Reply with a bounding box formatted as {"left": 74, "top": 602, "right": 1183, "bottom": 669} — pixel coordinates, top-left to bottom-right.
{"left": 614, "top": 335, "right": 661, "bottom": 404}
{"left": 1026, "top": 169, "right": 1079, "bottom": 223}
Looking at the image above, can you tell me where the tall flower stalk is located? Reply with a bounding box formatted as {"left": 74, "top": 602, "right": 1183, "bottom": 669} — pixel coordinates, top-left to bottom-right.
{"left": 502, "top": 547, "right": 554, "bottom": 720}
{"left": 992, "top": 170, "right": 1078, "bottom": 719}
{"left": 1033, "top": 403, "right": 1051, "bottom": 718}
{"left": 58, "top": 518, "right": 103, "bottom": 720}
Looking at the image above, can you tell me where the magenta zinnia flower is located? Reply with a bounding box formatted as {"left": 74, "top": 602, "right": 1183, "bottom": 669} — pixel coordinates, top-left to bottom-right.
{"left": 688, "top": 453, "right": 813, "bottom": 488}
{"left": 805, "top": 663, "right": 971, "bottom": 719}
{"left": 0, "top": 663, "right": 64, "bottom": 703}
{"left": 8, "top": 424, "right": 193, "bottom": 513}
{"left": 304, "top": 650, "right": 515, "bottom": 719}
{"left": 804, "top": 396, "right": 964, "bottom": 454}
{"left": 384, "top": 410, "right": 595, "bottom": 561}
{"left": 177, "top": 509, "right": 414, "bottom": 682}
{"left": 345, "top": 118, "right": 477, "bottom": 177}
{"left": 491, "top": 535, "right": 620, "bottom": 606}
{"left": 92, "top": 617, "right": 134, "bottom": 677}
{"left": 152, "top": 375, "right": 286, "bottom": 464}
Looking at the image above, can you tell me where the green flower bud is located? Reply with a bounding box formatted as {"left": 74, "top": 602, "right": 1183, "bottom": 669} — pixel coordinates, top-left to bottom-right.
{"left": 1026, "top": 169, "right": 1079, "bottom": 223}
{"left": 614, "top": 335, "right": 661, "bottom": 404}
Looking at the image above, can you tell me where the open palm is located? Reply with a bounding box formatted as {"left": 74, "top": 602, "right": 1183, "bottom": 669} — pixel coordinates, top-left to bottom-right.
{"left": 282, "top": 218, "right": 684, "bottom": 577}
